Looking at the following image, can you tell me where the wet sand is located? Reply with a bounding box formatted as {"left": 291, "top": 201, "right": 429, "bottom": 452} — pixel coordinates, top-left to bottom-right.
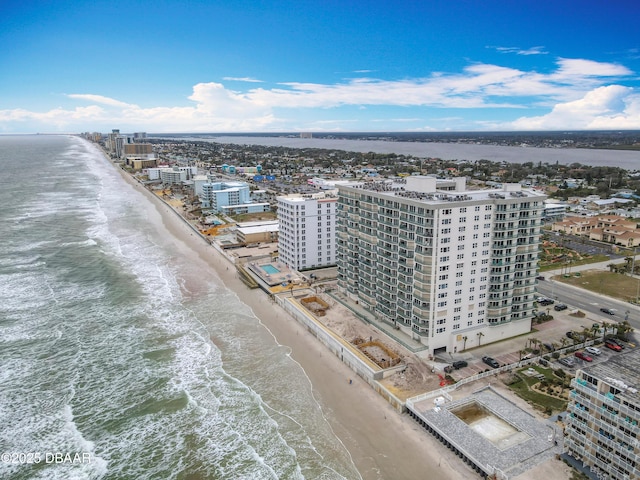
{"left": 114, "top": 164, "right": 468, "bottom": 479}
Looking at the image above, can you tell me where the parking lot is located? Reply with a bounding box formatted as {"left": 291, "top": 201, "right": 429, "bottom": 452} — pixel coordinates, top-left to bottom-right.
{"left": 446, "top": 309, "right": 635, "bottom": 380}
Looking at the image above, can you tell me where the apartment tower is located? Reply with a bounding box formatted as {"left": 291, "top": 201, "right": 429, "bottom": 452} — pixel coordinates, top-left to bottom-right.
{"left": 336, "top": 176, "right": 545, "bottom": 355}
{"left": 566, "top": 350, "right": 640, "bottom": 479}
{"left": 277, "top": 192, "right": 337, "bottom": 270}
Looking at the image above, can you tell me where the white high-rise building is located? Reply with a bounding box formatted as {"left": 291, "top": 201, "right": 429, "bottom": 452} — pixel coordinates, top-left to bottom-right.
{"left": 277, "top": 192, "right": 337, "bottom": 270}
{"left": 336, "top": 176, "right": 546, "bottom": 356}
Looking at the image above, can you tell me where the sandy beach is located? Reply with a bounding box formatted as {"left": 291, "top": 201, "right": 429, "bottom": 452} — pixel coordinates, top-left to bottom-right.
{"left": 114, "top": 166, "right": 470, "bottom": 479}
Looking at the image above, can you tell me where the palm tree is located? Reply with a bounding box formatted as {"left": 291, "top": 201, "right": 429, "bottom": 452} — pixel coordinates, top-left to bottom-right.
{"left": 559, "top": 337, "right": 569, "bottom": 351}
{"left": 601, "top": 321, "right": 611, "bottom": 341}
{"left": 625, "top": 256, "right": 634, "bottom": 273}
{"left": 462, "top": 336, "right": 468, "bottom": 351}
{"left": 530, "top": 337, "right": 541, "bottom": 353}
{"left": 590, "top": 323, "right": 601, "bottom": 341}
{"left": 477, "top": 332, "right": 485, "bottom": 346}
{"left": 617, "top": 321, "right": 634, "bottom": 340}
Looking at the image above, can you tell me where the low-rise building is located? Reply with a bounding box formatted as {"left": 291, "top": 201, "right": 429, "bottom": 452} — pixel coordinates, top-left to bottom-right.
{"left": 236, "top": 221, "right": 279, "bottom": 245}
{"left": 553, "top": 215, "right": 640, "bottom": 247}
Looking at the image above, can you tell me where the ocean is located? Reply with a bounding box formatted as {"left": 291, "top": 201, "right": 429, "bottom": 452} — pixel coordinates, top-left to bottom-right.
{"left": 0, "top": 135, "right": 360, "bottom": 480}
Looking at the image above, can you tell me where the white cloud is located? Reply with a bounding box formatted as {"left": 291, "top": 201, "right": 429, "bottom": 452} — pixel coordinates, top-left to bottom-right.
{"left": 0, "top": 57, "right": 638, "bottom": 132}
{"left": 554, "top": 58, "right": 632, "bottom": 78}
{"left": 504, "top": 85, "right": 640, "bottom": 130}
{"left": 222, "top": 77, "right": 263, "bottom": 83}
{"left": 492, "top": 46, "right": 548, "bottom": 55}
{"left": 66, "top": 94, "right": 133, "bottom": 108}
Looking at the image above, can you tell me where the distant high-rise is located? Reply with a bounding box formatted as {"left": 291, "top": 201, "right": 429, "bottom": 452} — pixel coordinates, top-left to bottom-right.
{"left": 336, "top": 176, "right": 545, "bottom": 355}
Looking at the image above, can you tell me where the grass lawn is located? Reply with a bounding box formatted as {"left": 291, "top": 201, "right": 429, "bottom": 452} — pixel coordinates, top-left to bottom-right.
{"left": 555, "top": 270, "right": 640, "bottom": 303}
{"left": 506, "top": 366, "right": 568, "bottom": 413}
{"left": 539, "top": 254, "right": 610, "bottom": 272}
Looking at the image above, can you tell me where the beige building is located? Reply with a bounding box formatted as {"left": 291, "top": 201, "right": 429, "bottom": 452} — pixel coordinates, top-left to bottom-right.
{"left": 236, "top": 221, "right": 279, "bottom": 245}
{"left": 130, "top": 158, "right": 158, "bottom": 170}
{"left": 552, "top": 215, "right": 640, "bottom": 247}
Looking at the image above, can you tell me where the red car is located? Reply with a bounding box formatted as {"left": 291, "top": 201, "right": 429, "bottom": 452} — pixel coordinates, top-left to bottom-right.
{"left": 575, "top": 351, "right": 593, "bottom": 362}
{"left": 605, "top": 341, "right": 622, "bottom": 352}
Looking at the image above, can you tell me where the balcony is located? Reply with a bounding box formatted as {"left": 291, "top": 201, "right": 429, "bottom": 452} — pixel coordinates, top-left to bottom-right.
{"left": 414, "top": 251, "right": 433, "bottom": 264}
{"left": 412, "top": 305, "right": 431, "bottom": 318}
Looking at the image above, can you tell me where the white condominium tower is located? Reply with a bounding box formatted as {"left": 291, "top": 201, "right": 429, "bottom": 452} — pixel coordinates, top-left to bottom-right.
{"left": 277, "top": 192, "right": 337, "bottom": 270}
{"left": 337, "top": 176, "right": 546, "bottom": 356}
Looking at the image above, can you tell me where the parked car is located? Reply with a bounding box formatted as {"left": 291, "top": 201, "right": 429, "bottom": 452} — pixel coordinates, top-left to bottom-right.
{"left": 452, "top": 360, "right": 468, "bottom": 369}
{"left": 575, "top": 351, "right": 593, "bottom": 362}
{"left": 482, "top": 356, "right": 500, "bottom": 368}
{"left": 566, "top": 331, "right": 575, "bottom": 339}
{"left": 605, "top": 337, "right": 625, "bottom": 349}
{"left": 536, "top": 275, "right": 545, "bottom": 280}
{"left": 559, "top": 357, "right": 576, "bottom": 367}
{"left": 585, "top": 346, "right": 602, "bottom": 356}
{"left": 542, "top": 342, "right": 555, "bottom": 352}
{"left": 538, "top": 298, "right": 554, "bottom": 306}
{"left": 600, "top": 307, "right": 616, "bottom": 315}
{"left": 605, "top": 340, "right": 622, "bottom": 352}
{"left": 554, "top": 304, "right": 568, "bottom": 311}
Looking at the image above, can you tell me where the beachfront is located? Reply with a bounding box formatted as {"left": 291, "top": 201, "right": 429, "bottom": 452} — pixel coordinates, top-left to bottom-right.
{"left": 105, "top": 143, "right": 598, "bottom": 479}
{"left": 112, "top": 159, "right": 475, "bottom": 479}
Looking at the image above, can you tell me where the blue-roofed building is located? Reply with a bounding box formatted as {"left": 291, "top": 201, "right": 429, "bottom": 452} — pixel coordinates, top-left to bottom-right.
{"left": 199, "top": 180, "right": 269, "bottom": 214}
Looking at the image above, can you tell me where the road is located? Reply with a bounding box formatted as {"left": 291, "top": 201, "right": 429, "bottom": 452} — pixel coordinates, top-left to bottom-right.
{"left": 536, "top": 267, "right": 640, "bottom": 333}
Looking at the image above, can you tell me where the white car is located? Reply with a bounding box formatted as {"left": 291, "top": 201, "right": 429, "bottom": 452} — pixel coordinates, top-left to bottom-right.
{"left": 586, "top": 346, "right": 601, "bottom": 356}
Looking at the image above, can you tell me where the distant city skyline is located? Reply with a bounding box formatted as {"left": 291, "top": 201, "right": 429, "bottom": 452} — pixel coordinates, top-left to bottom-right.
{"left": 1, "top": 0, "right": 639, "bottom": 134}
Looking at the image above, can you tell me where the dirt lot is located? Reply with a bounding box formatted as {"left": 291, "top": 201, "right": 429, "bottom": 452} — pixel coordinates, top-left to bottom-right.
{"left": 302, "top": 292, "right": 441, "bottom": 399}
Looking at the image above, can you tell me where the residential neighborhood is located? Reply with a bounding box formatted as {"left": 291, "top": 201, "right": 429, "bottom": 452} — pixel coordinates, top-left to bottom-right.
{"left": 83, "top": 130, "right": 640, "bottom": 480}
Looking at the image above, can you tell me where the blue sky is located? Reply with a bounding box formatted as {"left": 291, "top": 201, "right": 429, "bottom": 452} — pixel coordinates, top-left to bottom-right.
{"left": 1, "top": 0, "right": 639, "bottom": 133}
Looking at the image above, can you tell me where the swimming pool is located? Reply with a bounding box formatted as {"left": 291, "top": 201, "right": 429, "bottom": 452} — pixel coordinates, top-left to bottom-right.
{"left": 261, "top": 264, "right": 280, "bottom": 275}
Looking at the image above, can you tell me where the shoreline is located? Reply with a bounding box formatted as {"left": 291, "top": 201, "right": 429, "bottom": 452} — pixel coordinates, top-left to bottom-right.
{"left": 104, "top": 150, "right": 469, "bottom": 478}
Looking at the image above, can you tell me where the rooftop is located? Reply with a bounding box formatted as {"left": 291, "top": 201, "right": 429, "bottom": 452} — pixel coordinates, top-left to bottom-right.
{"left": 579, "top": 348, "right": 640, "bottom": 403}
{"left": 340, "top": 176, "right": 545, "bottom": 204}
